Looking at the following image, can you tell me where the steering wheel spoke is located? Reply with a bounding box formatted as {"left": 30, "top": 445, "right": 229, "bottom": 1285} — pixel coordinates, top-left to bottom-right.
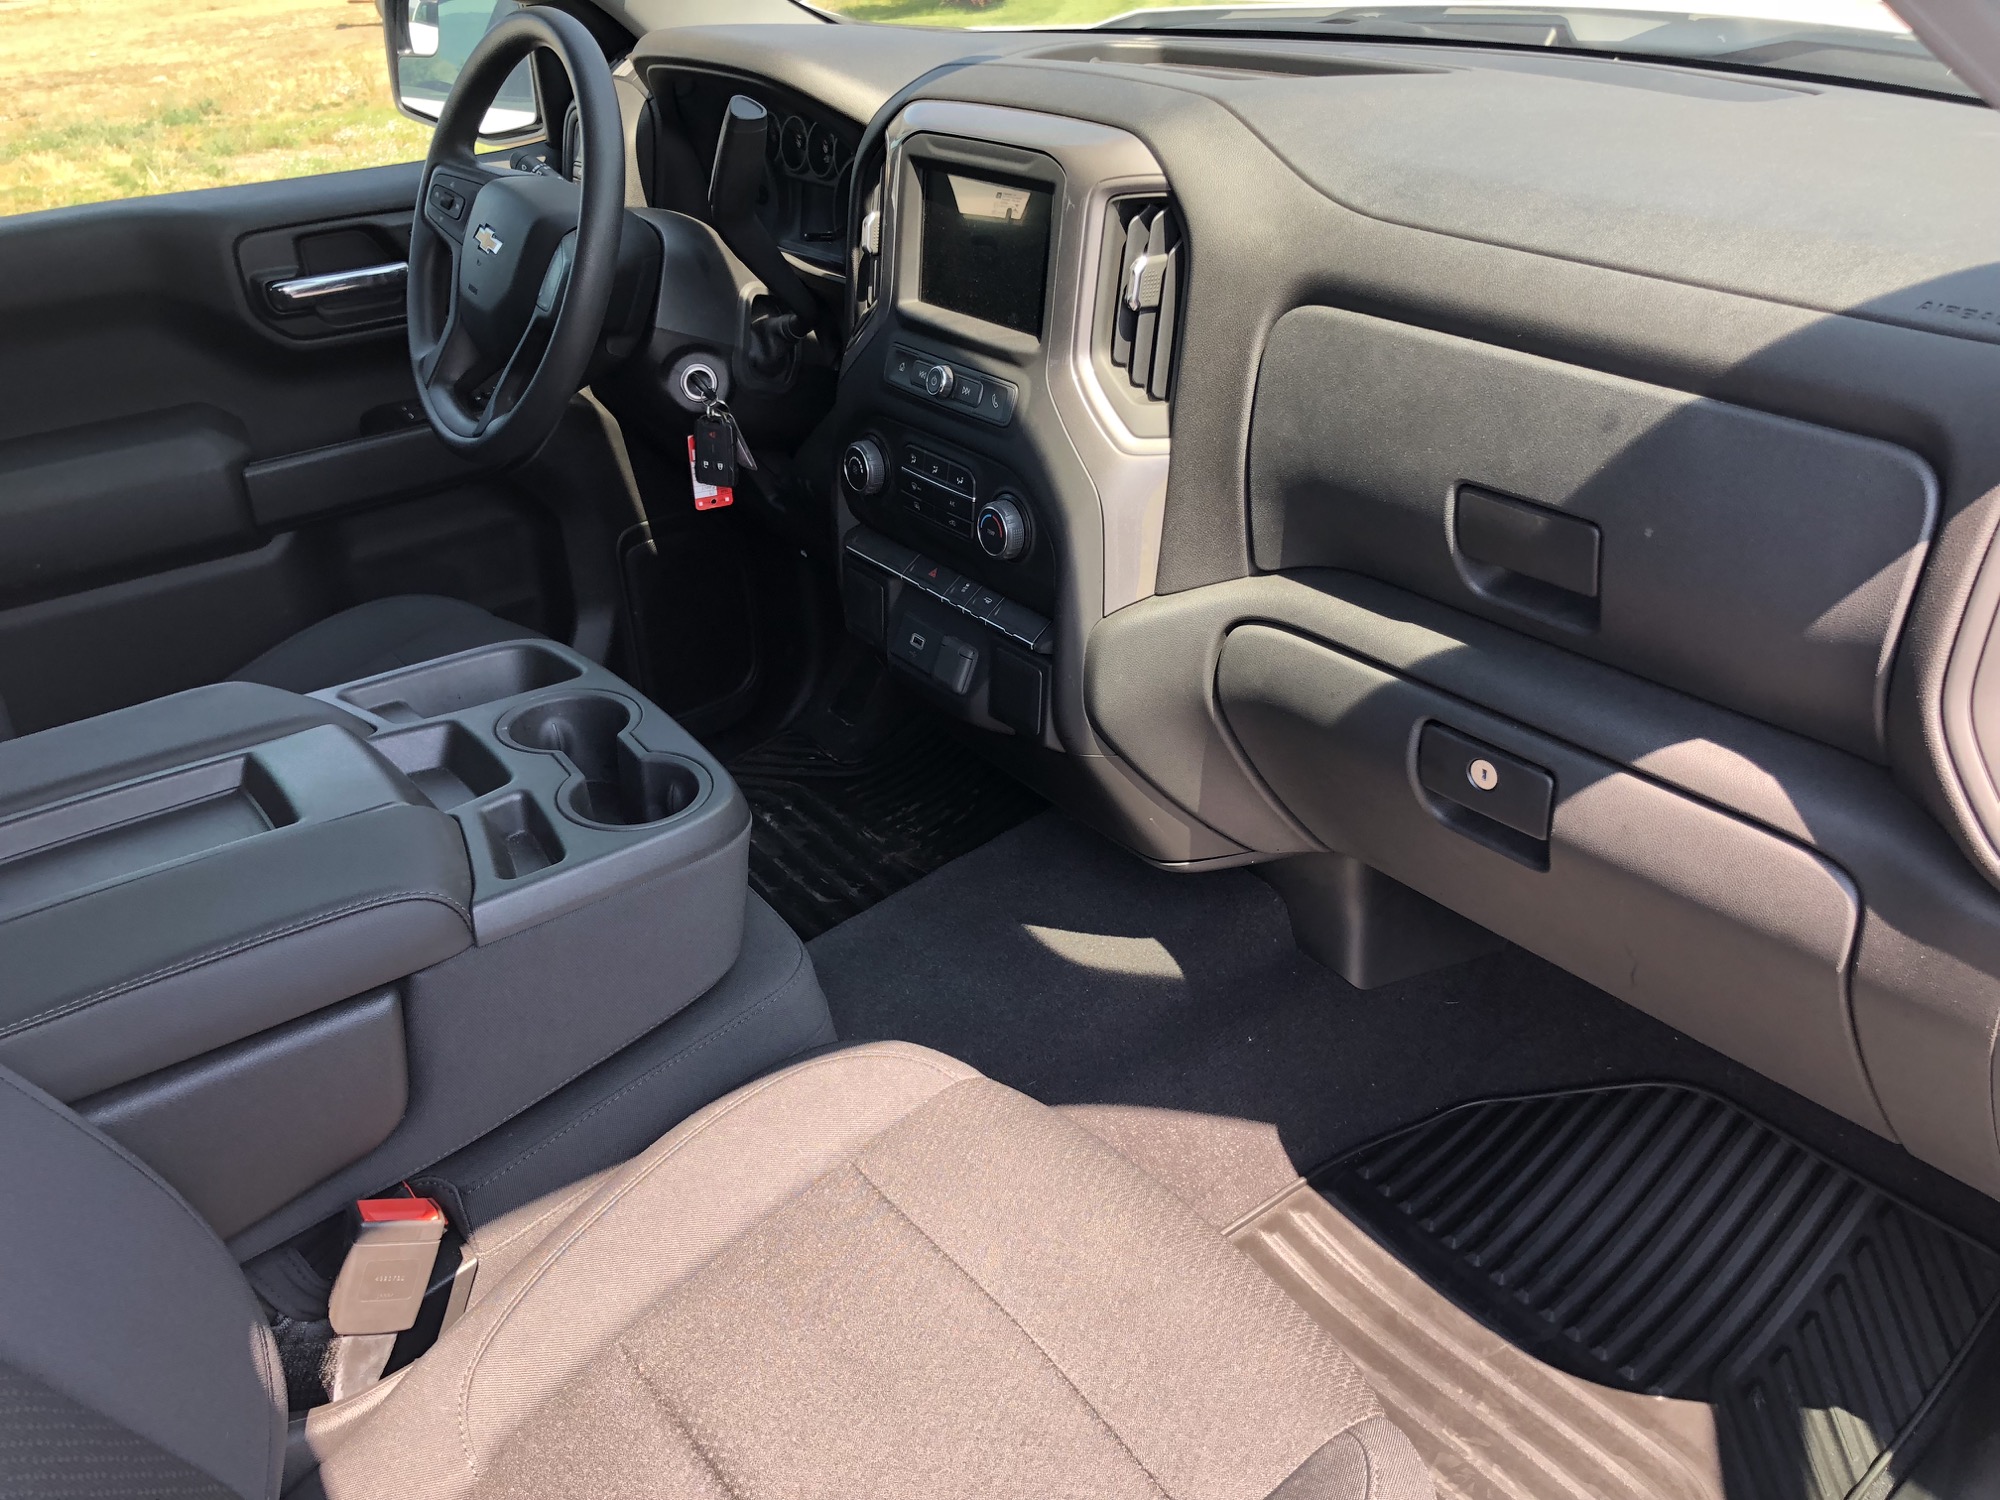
{"left": 421, "top": 161, "right": 500, "bottom": 249}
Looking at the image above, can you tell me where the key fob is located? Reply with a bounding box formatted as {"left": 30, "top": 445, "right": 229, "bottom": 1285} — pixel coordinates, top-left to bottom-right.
{"left": 693, "top": 414, "right": 738, "bottom": 490}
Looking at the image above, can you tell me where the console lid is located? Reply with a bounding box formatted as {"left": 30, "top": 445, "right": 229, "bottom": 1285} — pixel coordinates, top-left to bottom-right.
{"left": 0, "top": 716, "right": 472, "bottom": 1101}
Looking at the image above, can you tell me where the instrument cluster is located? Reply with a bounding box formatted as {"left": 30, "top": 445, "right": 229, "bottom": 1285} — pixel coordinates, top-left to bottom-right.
{"left": 767, "top": 111, "right": 852, "bottom": 185}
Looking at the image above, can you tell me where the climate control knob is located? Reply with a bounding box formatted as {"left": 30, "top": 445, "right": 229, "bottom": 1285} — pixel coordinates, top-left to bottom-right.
{"left": 976, "top": 495, "right": 1029, "bottom": 560}
{"left": 841, "top": 437, "right": 886, "bottom": 496}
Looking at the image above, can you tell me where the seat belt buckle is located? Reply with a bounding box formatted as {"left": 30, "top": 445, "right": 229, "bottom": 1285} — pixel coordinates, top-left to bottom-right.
{"left": 327, "top": 1194, "right": 449, "bottom": 1337}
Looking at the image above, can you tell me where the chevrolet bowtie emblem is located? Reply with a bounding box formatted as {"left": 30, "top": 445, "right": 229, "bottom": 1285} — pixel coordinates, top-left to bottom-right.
{"left": 473, "top": 224, "right": 503, "bottom": 256}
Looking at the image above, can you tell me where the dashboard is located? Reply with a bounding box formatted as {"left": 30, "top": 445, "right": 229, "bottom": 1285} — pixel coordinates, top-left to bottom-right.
{"left": 609, "top": 19, "right": 2000, "bottom": 1213}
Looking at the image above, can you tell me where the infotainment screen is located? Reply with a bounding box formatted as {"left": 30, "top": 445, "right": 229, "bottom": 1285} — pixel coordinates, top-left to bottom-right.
{"left": 917, "top": 167, "right": 1052, "bottom": 338}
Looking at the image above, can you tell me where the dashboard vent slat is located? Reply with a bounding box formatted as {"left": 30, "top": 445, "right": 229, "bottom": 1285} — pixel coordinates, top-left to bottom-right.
{"left": 1148, "top": 244, "right": 1179, "bottom": 401}
{"left": 851, "top": 150, "right": 886, "bottom": 332}
{"left": 1102, "top": 197, "right": 1182, "bottom": 412}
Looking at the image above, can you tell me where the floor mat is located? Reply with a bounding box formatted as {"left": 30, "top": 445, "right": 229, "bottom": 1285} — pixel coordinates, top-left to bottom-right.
{"left": 727, "top": 715, "right": 1043, "bottom": 939}
{"left": 1318, "top": 1086, "right": 2000, "bottom": 1500}
{"left": 1237, "top": 1184, "right": 1730, "bottom": 1500}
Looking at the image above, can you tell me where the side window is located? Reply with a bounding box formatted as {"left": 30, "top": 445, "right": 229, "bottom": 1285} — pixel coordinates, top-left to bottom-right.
{"left": 0, "top": 0, "right": 537, "bottom": 219}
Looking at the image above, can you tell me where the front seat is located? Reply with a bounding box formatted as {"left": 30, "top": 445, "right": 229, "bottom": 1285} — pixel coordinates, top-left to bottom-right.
{"left": 0, "top": 1041, "right": 1432, "bottom": 1500}
{"left": 230, "top": 596, "right": 541, "bottom": 695}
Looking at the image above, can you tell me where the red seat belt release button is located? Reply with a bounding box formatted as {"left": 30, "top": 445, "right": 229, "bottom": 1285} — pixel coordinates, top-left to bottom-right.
{"left": 328, "top": 1196, "right": 449, "bottom": 1336}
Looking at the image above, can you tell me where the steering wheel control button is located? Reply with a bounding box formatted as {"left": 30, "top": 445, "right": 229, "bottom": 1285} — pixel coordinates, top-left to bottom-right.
{"left": 842, "top": 438, "right": 887, "bottom": 495}
{"left": 976, "top": 496, "right": 1029, "bottom": 561}
{"left": 1417, "top": 722, "right": 1555, "bottom": 842}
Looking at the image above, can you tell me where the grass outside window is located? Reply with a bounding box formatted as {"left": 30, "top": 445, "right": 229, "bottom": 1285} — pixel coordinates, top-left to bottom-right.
{"left": 0, "top": 0, "right": 432, "bottom": 216}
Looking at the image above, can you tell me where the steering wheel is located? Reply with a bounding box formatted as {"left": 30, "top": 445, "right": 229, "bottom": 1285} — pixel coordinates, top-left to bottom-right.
{"left": 407, "top": 7, "right": 625, "bottom": 467}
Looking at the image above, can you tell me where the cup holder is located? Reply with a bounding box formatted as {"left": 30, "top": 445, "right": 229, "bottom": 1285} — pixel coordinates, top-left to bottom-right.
{"left": 498, "top": 694, "right": 703, "bottom": 829}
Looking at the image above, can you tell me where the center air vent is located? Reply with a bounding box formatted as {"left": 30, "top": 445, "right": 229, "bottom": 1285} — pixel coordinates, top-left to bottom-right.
{"left": 850, "top": 149, "right": 887, "bottom": 334}
{"left": 1103, "top": 198, "right": 1182, "bottom": 409}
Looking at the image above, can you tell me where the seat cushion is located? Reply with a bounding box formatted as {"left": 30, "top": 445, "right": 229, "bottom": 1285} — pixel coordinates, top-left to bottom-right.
{"left": 299, "top": 1043, "right": 1429, "bottom": 1500}
{"left": 231, "top": 597, "right": 541, "bottom": 695}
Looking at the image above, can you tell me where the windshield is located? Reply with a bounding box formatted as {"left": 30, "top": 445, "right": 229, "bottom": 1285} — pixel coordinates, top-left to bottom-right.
{"left": 802, "top": 0, "right": 1971, "bottom": 100}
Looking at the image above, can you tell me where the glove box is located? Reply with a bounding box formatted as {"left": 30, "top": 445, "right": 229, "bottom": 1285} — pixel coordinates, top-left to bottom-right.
{"left": 1216, "top": 623, "right": 1883, "bottom": 1134}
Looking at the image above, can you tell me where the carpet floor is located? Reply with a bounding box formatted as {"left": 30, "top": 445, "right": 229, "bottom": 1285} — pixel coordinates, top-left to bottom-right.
{"left": 808, "top": 810, "right": 2000, "bottom": 1250}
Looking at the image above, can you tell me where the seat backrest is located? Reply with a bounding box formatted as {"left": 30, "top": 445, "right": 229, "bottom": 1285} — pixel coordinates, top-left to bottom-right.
{"left": 0, "top": 1064, "right": 284, "bottom": 1499}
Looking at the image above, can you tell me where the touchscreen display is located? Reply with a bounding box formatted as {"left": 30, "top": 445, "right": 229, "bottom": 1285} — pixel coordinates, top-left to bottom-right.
{"left": 917, "top": 168, "right": 1052, "bottom": 338}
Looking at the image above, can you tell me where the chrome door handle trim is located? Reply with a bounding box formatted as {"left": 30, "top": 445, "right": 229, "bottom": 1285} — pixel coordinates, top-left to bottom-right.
{"left": 267, "top": 261, "right": 408, "bottom": 311}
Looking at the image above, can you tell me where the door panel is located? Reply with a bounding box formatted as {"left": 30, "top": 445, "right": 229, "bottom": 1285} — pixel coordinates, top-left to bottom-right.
{"left": 0, "top": 164, "right": 579, "bottom": 730}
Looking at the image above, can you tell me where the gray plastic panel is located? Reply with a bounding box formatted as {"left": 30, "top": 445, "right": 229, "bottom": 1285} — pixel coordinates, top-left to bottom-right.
{"left": 1248, "top": 306, "right": 1937, "bottom": 760}
{"left": 0, "top": 405, "right": 253, "bottom": 605}
{"left": 80, "top": 990, "right": 408, "bottom": 1241}
{"left": 1216, "top": 623, "right": 1883, "bottom": 1133}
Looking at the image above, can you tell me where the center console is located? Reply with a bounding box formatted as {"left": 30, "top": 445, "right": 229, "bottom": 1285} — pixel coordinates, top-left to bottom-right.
{"left": 0, "top": 642, "right": 751, "bottom": 1250}
{"left": 825, "top": 102, "right": 1241, "bottom": 865}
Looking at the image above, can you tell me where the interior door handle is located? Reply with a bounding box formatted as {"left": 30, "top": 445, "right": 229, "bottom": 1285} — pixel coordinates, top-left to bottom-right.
{"left": 267, "top": 261, "right": 408, "bottom": 312}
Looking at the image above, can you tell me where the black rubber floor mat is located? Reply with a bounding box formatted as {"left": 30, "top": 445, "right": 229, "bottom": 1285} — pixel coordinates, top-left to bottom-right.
{"left": 727, "top": 715, "right": 1043, "bottom": 939}
{"left": 1320, "top": 1085, "right": 2000, "bottom": 1500}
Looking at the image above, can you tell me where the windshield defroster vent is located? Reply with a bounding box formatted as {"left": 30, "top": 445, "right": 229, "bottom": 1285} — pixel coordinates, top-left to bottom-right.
{"left": 1106, "top": 198, "right": 1181, "bottom": 404}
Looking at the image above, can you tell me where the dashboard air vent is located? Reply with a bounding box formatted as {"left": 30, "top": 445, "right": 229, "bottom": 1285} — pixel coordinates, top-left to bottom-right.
{"left": 850, "top": 150, "right": 886, "bottom": 334}
{"left": 1107, "top": 198, "right": 1181, "bottom": 403}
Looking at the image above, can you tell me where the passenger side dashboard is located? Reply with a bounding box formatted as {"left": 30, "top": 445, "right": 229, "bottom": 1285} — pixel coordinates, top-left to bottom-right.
{"left": 620, "top": 23, "right": 2000, "bottom": 1205}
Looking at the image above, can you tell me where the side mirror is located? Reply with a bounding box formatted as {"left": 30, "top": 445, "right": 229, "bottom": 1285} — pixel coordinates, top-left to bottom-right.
{"left": 381, "top": 0, "right": 544, "bottom": 143}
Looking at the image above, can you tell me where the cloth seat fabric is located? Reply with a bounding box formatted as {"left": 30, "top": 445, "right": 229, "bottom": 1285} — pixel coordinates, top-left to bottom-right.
{"left": 0, "top": 1039, "right": 1431, "bottom": 1500}
{"left": 231, "top": 596, "right": 540, "bottom": 695}
{"left": 297, "top": 1042, "right": 1431, "bottom": 1500}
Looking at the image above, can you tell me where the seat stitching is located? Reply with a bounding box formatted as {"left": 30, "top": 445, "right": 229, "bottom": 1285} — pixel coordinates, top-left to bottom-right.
{"left": 464, "top": 1177, "right": 602, "bottom": 1260}
{"left": 0, "top": 892, "right": 471, "bottom": 1040}
{"left": 452, "top": 1046, "right": 972, "bottom": 1474}
{"left": 615, "top": 1339, "right": 745, "bottom": 1500}
{"left": 458, "top": 949, "right": 812, "bottom": 1199}
{"left": 854, "top": 1163, "right": 1174, "bottom": 1500}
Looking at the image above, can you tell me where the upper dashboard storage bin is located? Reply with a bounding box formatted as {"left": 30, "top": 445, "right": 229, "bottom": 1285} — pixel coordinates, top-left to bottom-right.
{"left": 1247, "top": 306, "right": 1938, "bottom": 761}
